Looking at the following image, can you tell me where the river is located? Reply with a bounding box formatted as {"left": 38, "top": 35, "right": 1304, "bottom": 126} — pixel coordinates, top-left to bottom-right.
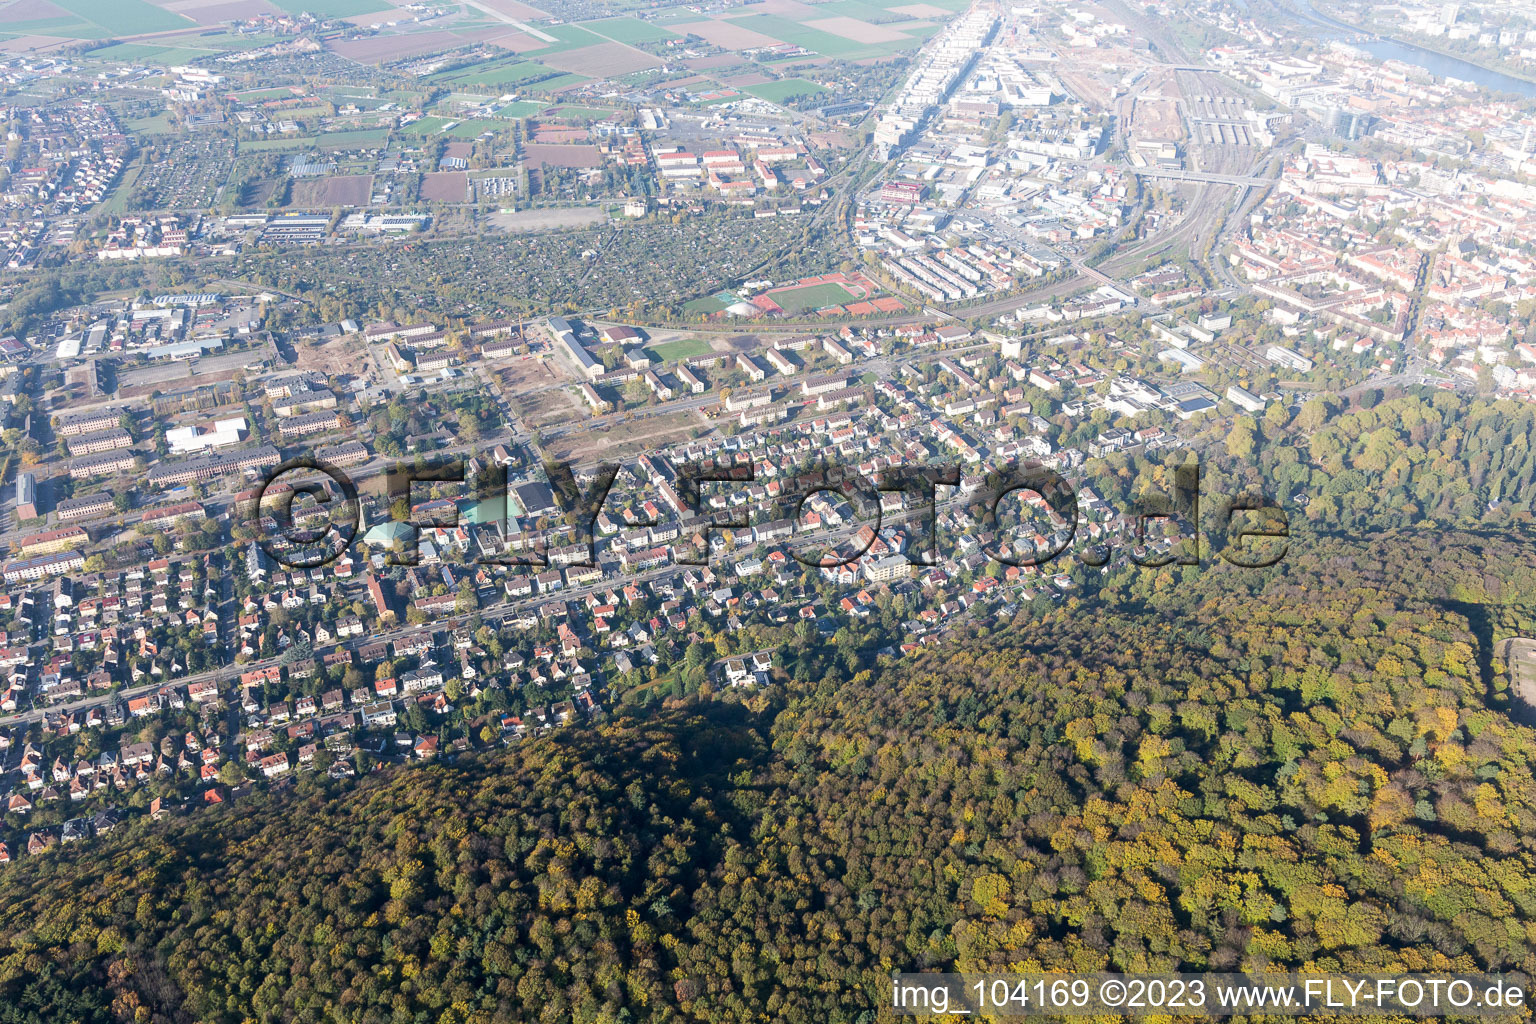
{"left": 1286, "top": 0, "right": 1536, "bottom": 98}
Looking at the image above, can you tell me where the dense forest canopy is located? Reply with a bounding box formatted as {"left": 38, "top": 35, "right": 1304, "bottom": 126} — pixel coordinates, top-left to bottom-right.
{"left": 1, "top": 526, "right": 1534, "bottom": 1024}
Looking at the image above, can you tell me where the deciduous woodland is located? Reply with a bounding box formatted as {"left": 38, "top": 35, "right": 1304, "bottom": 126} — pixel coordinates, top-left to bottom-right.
{"left": 0, "top": 530, "right": 1533, "bottom": 1024}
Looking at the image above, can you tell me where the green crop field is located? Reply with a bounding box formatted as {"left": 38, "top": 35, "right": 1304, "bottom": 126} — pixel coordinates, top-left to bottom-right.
{"left": 731, "top": 14, "right": 879, "bottom": 56}
{"left": 521, "top": 24, "right": 605, "bottom": 56}
{"left": 52, "top": 0, "right": 187, "bottom": 35}
{"left": 770, "top": 282, "right": 858, "bottom": 314}
{"left": 84, "top": 42, "right": 213, "bottom": 62}
{"left": 268, "top": 0, "right": 391, "bottom": 16}
{"left": 436, "top": 60, "right": 561, "bottom": 90}
{"left": 744, "top": 78, "right": 829, "bottom": 103}
{"left": 647, "top": 338, "right": 713, "bottom": 362}
{"left": 581, "top": 17, "right": 683, "bottom": 44}
{"left": 315, "top": 128, "right": 391, "bottom": 149}
{"left": 524, "top": 73, "right": 589, "bottom": 94}
{"left": 814, "top": 0, "right": 918, "bottom": 21}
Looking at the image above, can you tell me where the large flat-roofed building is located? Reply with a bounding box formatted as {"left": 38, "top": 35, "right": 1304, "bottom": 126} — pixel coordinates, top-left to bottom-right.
{"left": 549, "top": 317, "right": 600, "bottom": 380}
{"left": 1264, "top": 345, "right": 1314, "bottom": 373}
{"left": 15, "top": 473, "right": 36, "bottom": 521}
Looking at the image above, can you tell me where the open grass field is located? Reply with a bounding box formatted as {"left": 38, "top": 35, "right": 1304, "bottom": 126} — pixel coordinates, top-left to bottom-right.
{"left": 230, "top": 86, "right": 303, "bottom": 102}
{"left": 768, "top": 281, "right": 860, "bottom": 313}
{"left": 96, "top": 162, "right": 141, "bottom": 215}
{"left": 124, "top": 111, "right": 175, "bottom": 134}
{"left": 580, "top": 17, "right": 682, "bottom": 44}
{"left": 238, "top": 136, "right": 311, "bottom": 152}
{"left": 646, "top": 337, "right": 713, "bottom": 362}
{"left": 545, "top": 409, "right": 698, "bottom": 463}
{"left": 744, "top": 78, "right": 828, "bottom": 103}
{"left": 315, "top": 127, "right": 391, "bottom": 149}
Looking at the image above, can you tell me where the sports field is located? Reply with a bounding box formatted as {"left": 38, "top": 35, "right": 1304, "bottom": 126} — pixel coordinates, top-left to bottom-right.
{"left": 647, "top": 338, "right": 713, "bottom": 362}
{"left": 745, "top": 78, "right": 829, "bottom": 103}
{"left": 769, "top": 282, "right": 860, "bottom": 314}
{"left": 683, "top": 291, "right": 736, "bottom": 316}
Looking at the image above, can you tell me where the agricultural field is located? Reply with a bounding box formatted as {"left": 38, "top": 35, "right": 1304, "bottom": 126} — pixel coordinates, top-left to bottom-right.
{"left": 419, "top": 171, "right": 469, "bottom": 202}
{"left": 289, "top": 174, "right": 372, "bottom": 207}
{"left": 431, "top": 58, "right": 562, "bottom": 90}
{"left": 519, "top": 23, "right": 605, "bottom": 55}
{"left": 267, "top": 0, "right": 390, "bottom": 16}
{"left": 81, "top": 41, "right": 217, "bottom": 63}
{"left": 579, "top": 17, "right": 683, "bottom": 45}
{"left": 523, "top": 73, "right": 590, "bottom": 94}
{"left": 728, "top": 11, "right": 931, "bottom": 57}
{"left": 522, "top": 143, "right": 603, "bottom": 168}
{"left": 46, "top": 0, "right": 187, "bottom": 35}
{"left": 543, "top": 41, "right": 659, "bottom": 77}
{"left": 329, "top": 30, "right": 462, "bottom": 63}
